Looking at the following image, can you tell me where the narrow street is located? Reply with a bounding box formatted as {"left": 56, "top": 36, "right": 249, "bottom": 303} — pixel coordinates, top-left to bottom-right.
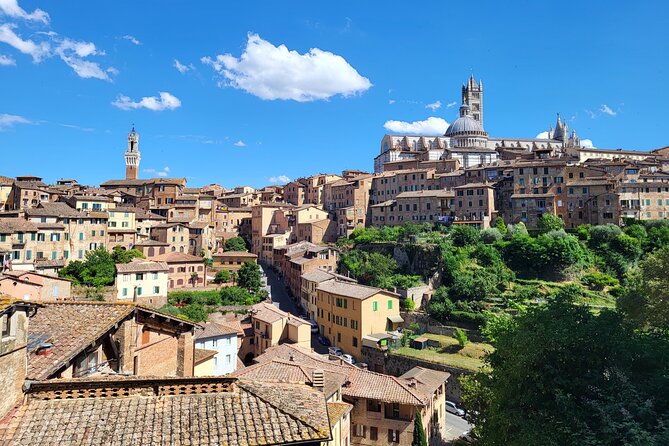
{"left": 263, "top": 265, "right": 328, "bottom": 354}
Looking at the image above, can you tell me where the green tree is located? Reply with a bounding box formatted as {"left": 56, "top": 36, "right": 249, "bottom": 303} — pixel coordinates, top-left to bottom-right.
{"left": 220, "top": 286, "right": 261, "bottom": 305}
{"left": 412, "top": 410, "right": 428, "bottom": 446}
{"left": 494, "top": 217, "right": 507, "bottom": 235}
{"left": 619, "top": 246, "right": 669, "bottom": 330}
{"left": 110, "top": 246, "right": 144, "bottom": 264}
{"left": 464, "top": 295, "right": 669, "bottom": 445}
{"left": 453, "top": 327, "right": 469, "bottom": 347}
{"left": 81, "top": 246, "right": 116, "bottom": 287}
{"left": 224, "top": 236, "right": 247, "bottom": 252}
{"left": 180, "top": 303, "right": 208, "bottom": 322}
{"left": 340, "top": 250, "right": 399, "bottom": 286}
{"left": 214, "top": 269, "right": 232, "bottom": 284}
{"left": 480, "top": 228, "right": 503, "bottom": 244}
{"left": 537, "top": 213, "right": 565, "bottom": 232}
{"left": 58, "top": 260, "right": 86, "bottom": 284}
{"left": 237, "top": 261, "right": 262, "bottom": 292}
{"left": 450, "top": 225, "right": 480, "bottom": 247}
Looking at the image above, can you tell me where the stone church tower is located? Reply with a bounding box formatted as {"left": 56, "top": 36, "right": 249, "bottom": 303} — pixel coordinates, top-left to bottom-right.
{"left": 462, "top": 74, "right": 484, "bottom": 127}
{"left": 124, "top": 127, "right": 140, "bottom": 180}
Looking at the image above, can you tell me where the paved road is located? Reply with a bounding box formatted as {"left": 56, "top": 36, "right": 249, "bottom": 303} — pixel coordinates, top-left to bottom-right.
{"left": 443, "top": 414, "right": 472, "bottom": 444}
{"left": 263, "top": 266, "right": 329, "bottom": 354}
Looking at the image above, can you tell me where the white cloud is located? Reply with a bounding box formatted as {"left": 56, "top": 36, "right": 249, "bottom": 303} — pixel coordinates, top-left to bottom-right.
{"left": 269, "top": 175, "right": 291, "bottom": 184}
{"left": 143, "top": 166, "right": 171, "bottom": 177}
{"left": 201, "top": 33, "right": 372, "bottom": 102}
{"left": 54, "top": 37, "right": 114, "bottom": 81}
{"left": 0, "top": 113, "right": 31, "bottom": 131}
{"left": 60, "top": 123, "right": 94, "bottom": 132}
{"left": 536, "top": 131, "right": 550, "bottom": 139}
{"left": 581, "top": 139, "right": 594, "bottom": 148}
{"left": 425, "top": 100, "right": 441, "bottom": 111}
{"left": 174, "top": 59, "right": 194, "bottom": 74}
{"left": 122, "top": 35, "right": 141, "bottom": 45}
{"left": 233, "top": 140, "right": 246, "bottom": 147}
{"left": 112, "top": 92, "right": 182, "bottom": 111}
{"left": 0, "top": 0, "right": 49, "bottom": 24}
{"left": 383, "top": 117, "right": 449, "bottom": 135}
{"left": 0, "top": 23, "right": 50, "bottom": 62}
{"left": 446, "top": 101, "right": 457, "bottom": 108}
{"left": 0, "top": 24, "right": 115, "bottom": 80}
{"left": 0, "top": 54, "right": 15, "bottom": 65}
{"left": 388, "top": 99, "right": 395, "bottom": 105}
{"left": 600, "top": 104, "right": 616, "bottom": 116}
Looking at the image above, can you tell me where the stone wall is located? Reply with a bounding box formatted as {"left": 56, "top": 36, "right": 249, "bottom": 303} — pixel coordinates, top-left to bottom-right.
{"left": 361, "top": 345, "right": 470, "bottom": 404}
{"left": 402, "top": 311, "right": 484, "bottom": 342}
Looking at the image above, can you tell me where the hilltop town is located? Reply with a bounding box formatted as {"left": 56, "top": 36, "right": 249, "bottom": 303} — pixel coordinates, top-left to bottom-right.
{"left": 1, "top": 76, "right": 669, "bottom": 445}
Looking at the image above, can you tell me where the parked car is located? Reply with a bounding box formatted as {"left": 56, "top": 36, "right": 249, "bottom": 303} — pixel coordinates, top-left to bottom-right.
{"left": 328, "top": 346, "right": 343, "bottom": 356}
{"left": 445, "top": 401, "right": 465, "bottom": 417}
{"left": 341, "top": 354, "right": 356, "bottom": 365}
{"left": 318, "top": 336, "right": 330, "bottom": 346}
{"left": 307, "top": 320, "right": 318, "bottom": 334}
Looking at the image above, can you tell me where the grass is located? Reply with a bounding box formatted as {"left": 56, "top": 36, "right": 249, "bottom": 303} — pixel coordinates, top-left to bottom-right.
{"left": 394, "top": 333, "right": 492, "bottom": 372}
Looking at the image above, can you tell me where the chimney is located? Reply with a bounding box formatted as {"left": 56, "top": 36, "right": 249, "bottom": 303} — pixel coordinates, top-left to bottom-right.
{"left": 289, "top": 353, "right": 295, "bottom": 362}
{"left": 312, "top": 369, "right": 324, "bottom": 391}
{"left": 407, "top": 378, "right": 417, "bottom": 388}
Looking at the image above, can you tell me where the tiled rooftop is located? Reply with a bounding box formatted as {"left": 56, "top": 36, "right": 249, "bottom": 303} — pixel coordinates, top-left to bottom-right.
{"left": 195, "top": 322, "right": 240, "bottom": 340}
{"left": 115, "top": 259, "right": 169, "bottom": 273}
{"left": 316, "top": 279, "right": 398, "bottom": 300}
{"left": 0, "top": 377, "right": 331, "bottom": 445}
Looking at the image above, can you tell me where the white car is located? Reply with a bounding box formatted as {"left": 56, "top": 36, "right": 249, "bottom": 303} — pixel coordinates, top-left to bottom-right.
{"left": 445, "top": 401, "right": 465, "bottom": 417}
{"left": 341, "top": 354, "right": 356, "bottom": 365}
{"left": 328, "top": 347, "right": 343, "bottom": 356}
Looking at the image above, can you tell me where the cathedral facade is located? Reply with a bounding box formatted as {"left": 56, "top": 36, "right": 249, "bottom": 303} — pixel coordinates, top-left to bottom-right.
{"left": 374, "top": 75, "right": 585, "bottom": 173}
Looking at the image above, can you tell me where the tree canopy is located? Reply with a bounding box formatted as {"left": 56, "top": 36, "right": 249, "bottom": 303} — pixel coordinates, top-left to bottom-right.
{"left": 462, "top": 294, "right": 669, "bottom": 446}
{"left": 224, "top": 236, "right": 247, "bottom": 252}
{"left": 237, "top": 261, "right": 262, "bottom": 292}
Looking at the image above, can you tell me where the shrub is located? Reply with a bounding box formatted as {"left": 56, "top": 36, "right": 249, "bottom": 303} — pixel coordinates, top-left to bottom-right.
{"left": 581, "top": 271, "right": 619, "bottom": 291}
{"left": 450, "top": 225, "right": 481, "bottom": 247}
{"left": 450, "top": 311, "right": 487, "bottom": 327}
{"left": 400, "top": 298, "right": 416, "bottom": 312}
{"left": 480, "top": 228, "right": 503, "bottom": 244}
{"left": 453, "top": 328, "right": 470, "bottom": 347}
{"left": 213, "top": 270, "right": 231, "bottom": 284}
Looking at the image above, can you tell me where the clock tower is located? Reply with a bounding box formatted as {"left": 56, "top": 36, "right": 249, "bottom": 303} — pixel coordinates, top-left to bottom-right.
{"left": 124, "top": 127, "right": 140, "bottom": 180}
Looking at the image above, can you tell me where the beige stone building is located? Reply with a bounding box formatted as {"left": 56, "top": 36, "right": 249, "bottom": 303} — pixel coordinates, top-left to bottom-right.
{"left": 301, "top": 269, "right": 356, "bottom": 321}
{"left": 0, "top": 271, "right": 71, "bottom": 301}
{"left": 114, "top": 259, "right": 169, "bottom": 307}
{"left": 152, "top": 252, "right": 206, "bottom": 288}
{"left": 316, "top": 280, "right": 402, "bottom": 359}
{"left": 248, "top": 301, "right": 311, "bottom": 359}
{"left": 212, "top": 251, "right": 258, "bottom": 272}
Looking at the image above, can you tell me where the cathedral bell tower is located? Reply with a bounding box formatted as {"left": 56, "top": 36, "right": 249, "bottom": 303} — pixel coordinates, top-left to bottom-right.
{"left": 462, "top": 74, "right": 484, "bottom": 127}
{"left": 124, "top": 127, "right": 140, "bottom": 180}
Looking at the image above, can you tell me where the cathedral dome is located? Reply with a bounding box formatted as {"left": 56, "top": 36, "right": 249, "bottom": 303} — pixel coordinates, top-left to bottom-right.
{"left": 444, "top": 105, "right": 487, "bottom": 137}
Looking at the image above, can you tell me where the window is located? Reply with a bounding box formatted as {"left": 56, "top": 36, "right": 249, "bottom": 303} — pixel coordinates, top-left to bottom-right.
{"left": 122, "top": 288, "right": 128, "bottom": 297}
{"left": 354, "top": 424, "right": 366, "bottom": 438}
{"left": 373, "top": 301, "right": 378, "bottom": 312}
{"left": 25, "top": 250, "right": 32, "bottom": 260}
{"left": 36, "top": 233, "right": 45, "bottom": 242}
{"left": 337, "top": 332, "right": 341, "bottom": 342}
{"left": 73, "top": 350, "right": 98, "bottom": 377}
{"left": 137, "top": 287, "right": 142, "bottom": 296}
{"left": 388, "top": 300, "right": 393, "bottom": 310}
{"left": 153, "top": 286, "right": 160, "bottom": 294}
{"left": 1, "top": 314, "right": 11, "bottom": 338}
{"left": 79, "top": 232, "right": 84, "bottom": 241}
{"left": 388, "top": 429, "right": 400, "bottom": 443}
{"left": 136, "top": 273, "right": 144, "bottom": 281}
{"left": 370, "top": 427, "right": 378, "bottom": 441}
{"left": 226, "top": 354, "right": 231, "bottom": 364}
{"left": 367, "top": 399, "right": 381, "bottom": 412}
{"left": 352, "top": 337, "right": 358, "bottom": 347}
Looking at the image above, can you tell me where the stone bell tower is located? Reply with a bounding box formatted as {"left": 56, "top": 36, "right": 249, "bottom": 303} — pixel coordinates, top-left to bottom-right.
{"left": 462, "top": 73, "right": 484, "bottom": 127}
{"left": 124, "top": 126, "right": 140, "bottom": 180}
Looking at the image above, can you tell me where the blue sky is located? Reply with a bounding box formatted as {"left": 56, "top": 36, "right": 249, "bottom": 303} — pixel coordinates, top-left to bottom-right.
{"left": 1, "top": 0, "right": 668, "bottom": 188}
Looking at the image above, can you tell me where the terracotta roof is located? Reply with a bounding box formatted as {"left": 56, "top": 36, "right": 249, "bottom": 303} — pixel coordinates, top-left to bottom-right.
{"left": 27, "top": 302, "right": 196, "bottom": 380}
{"left": 327, "top": 401, "right": 353, "bottom": 426}
{"left": 133, "top": 239, "right": 169, "bottom": 247}
{"left": 250, "top": 302, "right": 309, "bottom": 326}
{"left": 115, "top": 259, "right": 169, "bottom": 273}
{"left": 195, "top": 322, "right": 239, "bottom": 340}
{"left": 301, "top": 269, "right": 355, "bottom": 284}
{"left": 316, "top": 280, "right": 399, "bottom": 300}
{"left": 234, "top": 358, "right": 348, "bottom": 399}
{"left": 0, "top": 377, "right": 331, "bottom": 445}
{"left": 396, "top": 190, "right": 455, "bottom": 199}
{"left": 254, "top": 344, "right": 425, "bottom": 405}
{"left": 0, "top": 218, "right": 39, "bottom": 233}
{"left": 399, "top": 366, "right": 451, "bottom": 404}
{"left": 194, "top": 348, "right": 218, "bottom": 365}
{"left": 215, "top": 251, "right": 257, "bottom": 258}
{"left": 151, "top": 252, "right": 204, "bottom": 263}
{"left": 25, "top": 202, "right": 82, "bottom": 218}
